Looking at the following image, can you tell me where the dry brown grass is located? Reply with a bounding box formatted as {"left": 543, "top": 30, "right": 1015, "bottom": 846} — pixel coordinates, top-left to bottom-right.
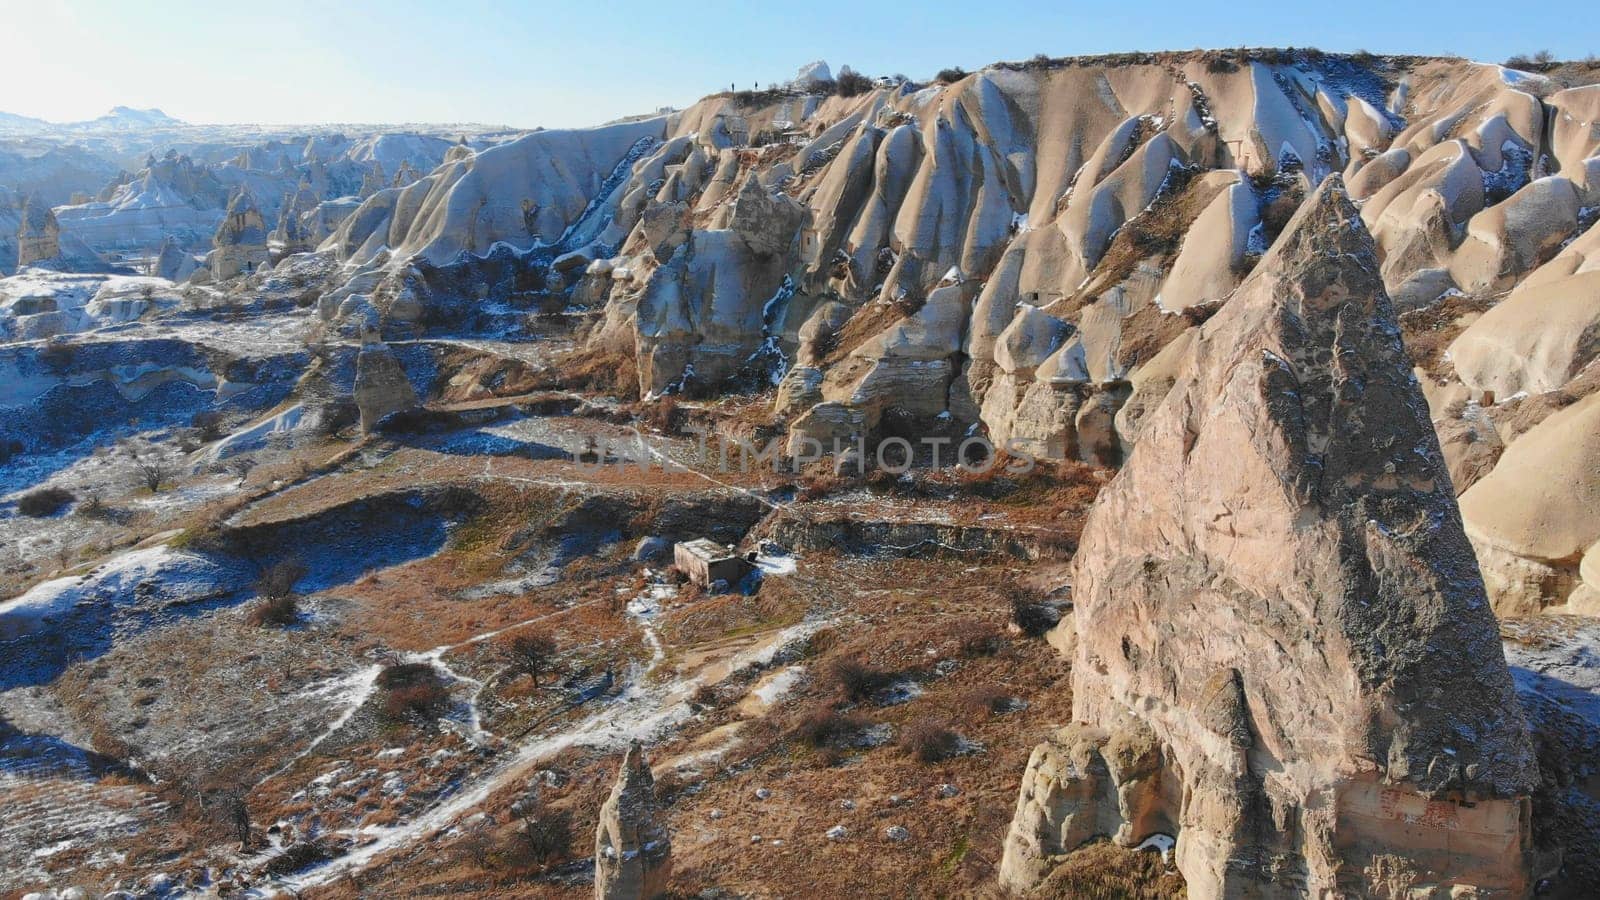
{"left": 538, "top": 345, "right": 640, "bottom": 399}
{"left": 1116, "top": 298, "right": 1220, "bottom": 371}
{"left": 1399, "top": 291, "right": 1496, "bottom": 373}
{"left": 1065, "top": 169, "right": 1224, "bottom": 307}
{"left": 818, "top": 295, "right": 924, "bottom": 366}
{"left": 1037, "top": 839, "right": 1186, "bottom": 898}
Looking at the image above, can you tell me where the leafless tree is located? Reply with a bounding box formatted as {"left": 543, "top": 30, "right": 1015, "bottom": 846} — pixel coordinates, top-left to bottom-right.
{"left": 502, "top": 632, "right": 559, "bottom": 688}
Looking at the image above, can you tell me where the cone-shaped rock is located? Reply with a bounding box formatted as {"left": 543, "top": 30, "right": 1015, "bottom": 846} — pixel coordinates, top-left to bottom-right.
{"left": 154, "top": 235, "right": 197, "bottom": 282}
{"left": 353, "top": 332, "right": 419, "bottom": 433}
{"left": 594, "top": 742, "right": 671, "bottom": 900}
{"left": 17, "top": 193, "right": 61, "bottom": 267}
{"left": 1000, "top": 176, "right": 1536, "bottom": 898}
{"left": 210, "top": 186, "right": 269, "bottom": 280}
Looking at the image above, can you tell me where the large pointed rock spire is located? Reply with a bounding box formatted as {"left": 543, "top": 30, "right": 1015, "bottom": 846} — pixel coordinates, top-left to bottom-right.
{"left": 1000, "top": 176, "right": 1536, "bottom": 898}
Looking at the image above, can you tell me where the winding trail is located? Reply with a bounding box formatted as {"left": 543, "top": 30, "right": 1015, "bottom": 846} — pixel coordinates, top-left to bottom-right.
{"left": 263, "top": 603, "right": 820, "bottom": 894}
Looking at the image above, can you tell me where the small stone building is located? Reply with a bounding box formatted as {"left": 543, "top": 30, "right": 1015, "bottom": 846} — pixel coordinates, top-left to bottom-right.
{"left": 673, "top": 539, "right": 752, "bottom": 589}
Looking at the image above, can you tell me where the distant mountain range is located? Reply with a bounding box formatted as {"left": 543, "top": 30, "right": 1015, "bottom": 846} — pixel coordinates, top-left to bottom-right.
{"left": 0, "top": 107, "right": 186, "bottom": 135}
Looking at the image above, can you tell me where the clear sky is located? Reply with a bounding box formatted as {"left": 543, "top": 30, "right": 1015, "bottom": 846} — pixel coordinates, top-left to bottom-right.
{"left": 4, "top": 0, "right": 1595, "bottom": 128}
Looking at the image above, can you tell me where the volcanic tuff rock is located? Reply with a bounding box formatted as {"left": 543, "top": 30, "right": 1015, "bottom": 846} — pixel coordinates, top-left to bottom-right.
{"left": 16, "top": 193, "right": 61, "bottom": 267}
{"left": 207, "top": 186, "right": 269, "bottom": 281}
{"left": 13, "top": 190, "right": 116, "bottom": 273}
{"left": 153, "top": 235, "right": 197, "bottom": 282}
{"left": 281, "top": 52, "right": 1600, "bottom": 616}
{"left": 999, "top": 178, "right": 1537, "bottom": 897}
{"left": 1459, "top": 390, "right": 1600, "bottom": 616}
{"left": 352, "top": 334, "right": 419, "bottom": 432}
{"left": 274, "top": 181, "right": 321, "bottom": 254}
{"left": 594, "top": 742, "right": 671, "bottom": 900}
{"left": 631, "top": 173, "right": 806, "bottom": 395}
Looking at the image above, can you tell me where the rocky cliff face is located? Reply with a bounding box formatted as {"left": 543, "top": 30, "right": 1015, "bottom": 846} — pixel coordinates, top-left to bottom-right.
{"left": 594, "top": 742, "right": 671, "bottom": 900}
{"left": 998, "top": 178, "right": 1537, "bottom": 898}
{"left": 303, "top": 52, "right": 1600, "bottom": 614}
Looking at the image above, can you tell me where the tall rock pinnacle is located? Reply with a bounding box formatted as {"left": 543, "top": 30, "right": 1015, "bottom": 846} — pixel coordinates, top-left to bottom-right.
{"left": 16, "top": 193, "right": 61, "bottom": 267}
{"left": 594, "top": 742, "right": 671, "bottom": 900}
{"left": 1000, "top": 176, "right": 1537, "bottom": 898}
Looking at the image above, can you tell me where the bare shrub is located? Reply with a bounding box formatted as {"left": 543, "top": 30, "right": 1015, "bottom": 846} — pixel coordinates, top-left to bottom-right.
{"left": 379, "top": 662, "right": 450, "bottom": 722}
{"left": 829, "top": 657, "right": 893, "bottom": 702}
{"left": 255, "top": 557, "right": 307, "bottom": 599}
{"left": 689, "top": 683, "right": 723, "bottom": 709}
{"left": 76, "top": 490, "right": 109, "bottom": 520}
{"left": 502, "top": 795, "right": 574, "bottom": 873}
{"left": 201, "top": 786, "right": 253, "bottom": 846}
{"left": 952, "top": 621, "right": 1003, "bottom": 657}
{"left": 900, "top": 719, "right": 961, "bottom": 763}
{"left": 835, "top": 69, "right": 873, "bottom": 97}
{"left": 18, "top": 486, "right": 74, "bottom": 517}
{"left": 130, "top": 454, "right": 173, "bottom": 493}
{"left": 1258, "top": 185, "right": 1304, "bottom": 246}
{"left": 1505, "top": 50, "right": 1556, "bottom": 71}
{"left": 962, "top": 685, "right": 1016, "bottom": 718}
{"left": 455, "top": 829, "right": 496, "bottom": 870}
{"left": 935, "top": 67, "right": 968, "bottom": 84}
{"left": 264, "top": 839, "right": 329, "bottom": 875}
{"left": 191, "top": 410, "right": 225, "bottom": 442}
{"left": 249, "top": 594, "right": 299, "bottom": 627}
{"left": 638, "top": 395, "right": 679, "bottom": 432}
{"left": 792, "top": 705, "right": 870, "bottom": 749}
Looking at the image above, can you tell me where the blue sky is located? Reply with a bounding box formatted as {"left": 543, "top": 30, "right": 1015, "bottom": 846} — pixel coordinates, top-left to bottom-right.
{"left": 4, "top": 0, "right": 1594, "bottom": 127}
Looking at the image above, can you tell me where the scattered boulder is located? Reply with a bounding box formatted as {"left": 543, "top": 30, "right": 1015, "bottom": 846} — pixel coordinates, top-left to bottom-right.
{"left": 792, "top": 61, "right": 833, "bottom": 90}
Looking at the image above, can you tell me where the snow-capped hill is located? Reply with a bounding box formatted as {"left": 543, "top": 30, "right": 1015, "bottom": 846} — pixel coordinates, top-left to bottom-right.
{"left": 344, "top": 133, "right": 454, "bottom": 176}
{"left": 89, "top": 106, "right": 185, "bottom": 130}
{"left": 0, "top": 110, "right": 50, "bottom": 131}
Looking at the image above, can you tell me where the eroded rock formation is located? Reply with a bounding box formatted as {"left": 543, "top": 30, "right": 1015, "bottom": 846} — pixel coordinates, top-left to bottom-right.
{"left": 300, "top": 52, "right": 1600, "bottom": 615}
{"left": 207, "top": 187, "right": 269, "bottom": 281}
{"left": 352, "top": 333, "right": 419, "bottom": 432}
{"left": 16, "top": 193, "right": 61, "bottom": 267}
{"left": 153, "top": 235, "right": 195, "bottom": 283}
{"left": 999, "top": 178, "right": 1537, "bottom": 897}
{"left": 594, "top": 742, "right": 671, "bottom": 900}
